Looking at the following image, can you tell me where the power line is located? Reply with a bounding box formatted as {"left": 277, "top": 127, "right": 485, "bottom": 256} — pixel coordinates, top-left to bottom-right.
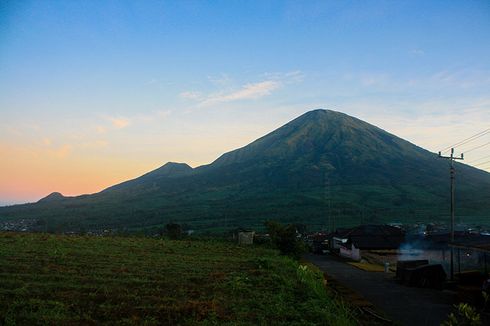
{"left": 464, "top": 141, "right": 490, "bottom": 154}
{"left": 441, "top": 128, "right": 490, "bottom": 153}
{"left": 467, "top": 154, "right": 490, "bottom": 164}
{"left": 473, "top": 160, "right": 490, "bottom": 167}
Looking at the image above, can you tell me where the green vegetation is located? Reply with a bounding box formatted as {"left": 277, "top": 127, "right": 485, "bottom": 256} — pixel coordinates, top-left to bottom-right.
{"left": 442, "top": 292, "right": 489, "bottom": 326}
{"left": 265, "top": 220, "right": 306, "bottom": 259}
{"left": 163, "top": 223, "right": 184, "bottom": 239}
{"left": 442, "top": 303, "right": 482, "bottom": 326}
{"left": 0, "top": 232, "right": 355, "bottom": 325}
{"left": 1, "top": 109, "right": 490, "bottom": 233}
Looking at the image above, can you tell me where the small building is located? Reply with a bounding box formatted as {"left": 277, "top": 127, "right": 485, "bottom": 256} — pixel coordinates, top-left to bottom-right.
{"left": 331, "top": 224, "right": 406, "bottom": 260}
{"left": 449, "top": 236, "right": 490, "bottom": 274}
{"left": 339, "top": 242, "right": 361, "bottom": 260}
{"left": 305, "top": 231, "right": 330, "bottom": 254}
{"left": 233, "top": 228, "right": 255, "bottom": 245}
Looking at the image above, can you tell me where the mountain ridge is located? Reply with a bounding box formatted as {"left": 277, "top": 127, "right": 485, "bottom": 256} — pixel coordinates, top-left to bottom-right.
{"left": 1, "top": 109, "right": 489, "bottom": 233}
{"left": 37, "top": 192, "right": 65, "bottom": 203}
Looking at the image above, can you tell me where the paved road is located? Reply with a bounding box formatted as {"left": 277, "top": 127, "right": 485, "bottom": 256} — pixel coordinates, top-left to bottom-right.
{"left": 305, "top": 253, "right": 456, "bottom": 326}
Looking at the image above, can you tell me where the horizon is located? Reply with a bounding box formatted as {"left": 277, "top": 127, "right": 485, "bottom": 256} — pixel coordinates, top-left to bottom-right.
{"left": 2, "top": 107, "right": 490, "bottom": 207}
{"left": 2, "top": 1, "right": 490, "bottom": 205}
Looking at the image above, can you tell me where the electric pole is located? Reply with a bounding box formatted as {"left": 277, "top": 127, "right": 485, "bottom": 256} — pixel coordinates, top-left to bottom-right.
{"left": 438, "top": 148, "right": 464, "bottom": 281}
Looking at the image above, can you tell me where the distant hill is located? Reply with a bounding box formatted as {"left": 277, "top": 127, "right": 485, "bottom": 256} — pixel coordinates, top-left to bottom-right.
{"left": 1, "top": 109, "right": 490, "bottom": 233}
{"left": 37, "top": 192, "right": 65, "bottom": 203}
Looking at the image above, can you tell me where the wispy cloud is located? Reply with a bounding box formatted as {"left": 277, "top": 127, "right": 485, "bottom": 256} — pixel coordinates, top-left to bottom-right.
{"left": 359, "top": 73, "right": 390, "bottom": 87}
{"left": 180, "top": 91, "right": 202, "bottom": 100}
{"left": 155, "top": 110, "right": 171, "bottom": 119}
{"left": 99, "top": 110, "right": 171, "bottom": 130}
{"left": 427, "top": 69, "right": 490, "bottom": 89}
{"left": 96, "top": 125, "right": 107, "bottom": 134}
{"left": 263, "top": 70, "right": 304, "bottom": 84}
{"left": 207, "top": 73, "right": 232, "bottom": 87}
{"left": 42, "top": 137, "right": 52, "bottom": 146}
{"left": 134, "top": 109, "right": 172, "bottom": 123}
{"left": 410, "top": 48, "right": 425, "bottom": 56}
{"left": 145, "top": 78, "right": 158, "bottom": 86}
{"left": 342, "top": 68, "right": 490, "bottom": 92}
{"left": 182, "top": 71, "right": 304, "bottom": 107}
{"left": 109, "top": 117, "right": 130, "bottom": 129}
{"left": 341, "top": 96, "right": 490, "bottom": 156}
{"left": 54, "top": 144, "right": 72, "bottom": 159}
{"left": 81, "top": 140, "right": 109, "bottom": 150}
{"left": 201, "top": 80, "right": 281, "bottom": 106}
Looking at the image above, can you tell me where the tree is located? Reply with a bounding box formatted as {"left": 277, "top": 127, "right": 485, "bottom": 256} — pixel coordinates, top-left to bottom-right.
{"left": 164, "top": 223, "right": 183, "bottom": 240}
{"left": 293, "top": 223, "right": 307, "bottom": 236}
{"left": 265, "top": 220, "right": 305, "bottom": 259}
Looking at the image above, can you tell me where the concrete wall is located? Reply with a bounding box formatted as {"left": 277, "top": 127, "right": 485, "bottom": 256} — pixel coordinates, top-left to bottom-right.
{"left": 238, "top": 231, "right": 255, "bottom": 245}
{"left": 340, "top": 244, "right": 361, "bottom": 261}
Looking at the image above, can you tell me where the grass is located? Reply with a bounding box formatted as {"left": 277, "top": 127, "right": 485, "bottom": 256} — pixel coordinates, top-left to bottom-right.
{"left": 0, "top": 232, "right": 355, "bottom": 325}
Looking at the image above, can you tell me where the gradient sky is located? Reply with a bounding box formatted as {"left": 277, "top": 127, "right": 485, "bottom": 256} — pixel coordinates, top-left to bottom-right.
{"left": 1, "top": 0, "right": 490, "bottom": 205}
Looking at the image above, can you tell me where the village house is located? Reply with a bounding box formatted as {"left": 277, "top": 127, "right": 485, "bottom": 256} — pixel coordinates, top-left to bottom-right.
{"left": 331, "top": 224, "right": 406, "bottom": 260}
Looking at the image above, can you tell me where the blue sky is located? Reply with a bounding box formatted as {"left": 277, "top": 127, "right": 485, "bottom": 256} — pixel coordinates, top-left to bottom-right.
{"left": 1, "top": 0, "right": 490, "bottom": 204}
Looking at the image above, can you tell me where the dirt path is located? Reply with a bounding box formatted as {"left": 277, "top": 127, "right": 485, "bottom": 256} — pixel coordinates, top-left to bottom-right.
{"left": 305, "top": 253, "right": 456, "bottom": 325}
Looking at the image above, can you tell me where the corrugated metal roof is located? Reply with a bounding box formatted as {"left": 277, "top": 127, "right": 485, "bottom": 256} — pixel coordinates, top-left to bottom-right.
{"left": 449, "top": 236, "right": 490, "bottom": 253}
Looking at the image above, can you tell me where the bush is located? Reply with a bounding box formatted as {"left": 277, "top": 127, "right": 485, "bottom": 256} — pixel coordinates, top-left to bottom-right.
{"left": 164, "top": 223, "right": 183, "bottom": 239}
{"left": 442, "top": 303, "right": 481, "bottom": 326}
{"left": 264, "top": 220, "right": 306, "bottom": 259}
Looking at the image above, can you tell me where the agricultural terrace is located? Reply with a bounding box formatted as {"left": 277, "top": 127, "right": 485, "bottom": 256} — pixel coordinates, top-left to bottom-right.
{"left": 0, "top": 232, "right": 354, "bottom": 325}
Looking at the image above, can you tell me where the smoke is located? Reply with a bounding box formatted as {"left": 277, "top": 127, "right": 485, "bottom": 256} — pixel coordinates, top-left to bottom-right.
{"left": 397, "top": 237, "right": 484, "bottom": 274}
{"left": 398, "top": 240, "right": 425, "bottom": 261}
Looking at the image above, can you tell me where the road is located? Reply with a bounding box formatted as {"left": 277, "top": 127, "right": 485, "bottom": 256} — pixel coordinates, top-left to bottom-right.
{"left": 305, "top": 253, "right": 456, "bottom": 325}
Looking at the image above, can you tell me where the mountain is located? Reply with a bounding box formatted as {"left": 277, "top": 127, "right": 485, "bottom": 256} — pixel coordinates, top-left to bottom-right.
{"left": 1, "top": 109, "right": 490, "bottom": 233}
{"left": 37, "top": 192, "right": 65, "bottom": 203}
{"left": 105, "top": 162, "right": 193, "bottom": 192}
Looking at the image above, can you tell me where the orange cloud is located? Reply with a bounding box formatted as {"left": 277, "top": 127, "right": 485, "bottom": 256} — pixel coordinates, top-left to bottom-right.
{"left": 109, "top": 117, "right": 130, "bottom": 129}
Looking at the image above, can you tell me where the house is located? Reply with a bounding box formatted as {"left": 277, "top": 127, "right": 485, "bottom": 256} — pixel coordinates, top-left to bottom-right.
{"left": 331, "top": 224, "right": 406, "bottom": 260}
{"left": 232, "top": 228, "right": 255, "bottom": 245}
{"left": 305, "top": 231, "right": 330, "bottom": 254}
{"left": 449, "top": 235, "right": 490, "bottom": 274}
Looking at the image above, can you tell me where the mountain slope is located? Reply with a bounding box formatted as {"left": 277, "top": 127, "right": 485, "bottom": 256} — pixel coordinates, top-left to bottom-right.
{"left": 104, "top": 162, "right": 193, "bottom": 193}
{"left": 1, "top": 109, "right": 490, "bottom": 233}
{"left": 38, "top": 192, "right": 66, "bottom": 203}
{"left": 206, "top": 109, "right": 432, "bottom": 183}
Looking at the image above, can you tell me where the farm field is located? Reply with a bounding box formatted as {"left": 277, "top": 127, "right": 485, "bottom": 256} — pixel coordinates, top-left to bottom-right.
{"left": 0, "top": 232, "right": 354, "bottom": 325}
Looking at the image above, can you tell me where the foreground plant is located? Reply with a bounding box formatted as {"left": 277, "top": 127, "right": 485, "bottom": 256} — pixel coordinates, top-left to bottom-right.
{"left": 442, "top": 303, "right": 481, "bottom": 326}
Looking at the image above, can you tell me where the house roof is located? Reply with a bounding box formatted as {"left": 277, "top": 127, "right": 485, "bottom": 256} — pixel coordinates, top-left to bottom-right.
{"left": 425, "top": 231, "right": 471, "bottom": 243}
{"left": 449, "top": 236, "right": 490, "bottom": 254}
{"left": 234, "top": 228, "right": 254, "bottom": 233}
{"left": 336, "top": 224, "right": 404, "bottom": 237}
{"left": 335, "top": 224, "right": 405, "bottom": 250}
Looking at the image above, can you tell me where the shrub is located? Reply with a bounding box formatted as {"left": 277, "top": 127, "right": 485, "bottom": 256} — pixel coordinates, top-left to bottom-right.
{"left": 264, "top": 220, "right": 306, "bottom": 259}
{"left": 442, "top": 303, "right": 481, "bottom": 326}
{"left": 164, "top": 223, "right": 183, "bottom": 239}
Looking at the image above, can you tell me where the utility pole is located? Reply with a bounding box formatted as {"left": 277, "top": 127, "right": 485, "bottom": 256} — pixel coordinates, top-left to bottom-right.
{"left": 438, "top": 148, "right": 464, "bottom": 281}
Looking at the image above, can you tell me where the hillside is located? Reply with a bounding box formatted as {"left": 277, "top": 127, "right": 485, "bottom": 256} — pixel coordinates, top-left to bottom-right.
{"left": 0, "top": 232, "right": 354, "bottom": 325}
{"left": 1, "top": 109, "right": 490, "bottom": 233}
